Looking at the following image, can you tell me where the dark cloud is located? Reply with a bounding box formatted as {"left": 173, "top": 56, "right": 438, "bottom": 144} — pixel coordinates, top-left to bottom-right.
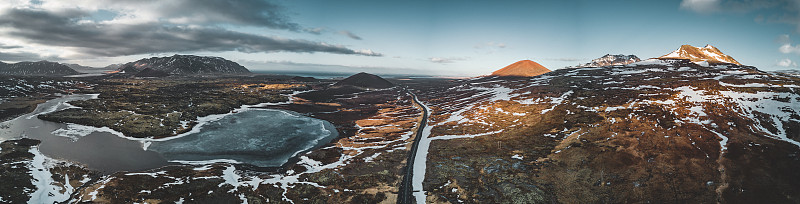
{"left": 0, "top": 51, "right": 61, "bottom": 62}
{"left": 0, "top": 43, "right": 21, "bottom": 49}
{"left": 681, "top": 0, "right": 800, "bottom": 29}
{"left": 339, "top": 31, "right": 363, "bottom": 40}
{"left": 106, "top": 0, "right": 301, "bottom": 31}
{"left": 0, "top": 8, "right": 381, "bottom": 57}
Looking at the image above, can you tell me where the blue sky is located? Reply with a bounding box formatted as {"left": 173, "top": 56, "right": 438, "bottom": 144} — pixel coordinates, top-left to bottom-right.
{"left": 0, "top": 0, "right": 798, "bottom": 76}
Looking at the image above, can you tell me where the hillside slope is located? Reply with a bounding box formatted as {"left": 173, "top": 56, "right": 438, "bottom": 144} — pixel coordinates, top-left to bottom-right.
{"left": 410, "top": 59, "right": 800, "bottom": 203}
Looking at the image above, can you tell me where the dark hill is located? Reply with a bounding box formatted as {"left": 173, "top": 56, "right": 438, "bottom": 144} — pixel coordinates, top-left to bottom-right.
{"left": 298, "top": 73, "right": 394, "bottom": 102}
{"left": 0, "top": 61, "right": 79, "bottom": 76}
{"left": 332, "top": 72, "right": 394, "bottom": 89}
{"left": 118, "top": 55, "right": 250, "bottom": 75}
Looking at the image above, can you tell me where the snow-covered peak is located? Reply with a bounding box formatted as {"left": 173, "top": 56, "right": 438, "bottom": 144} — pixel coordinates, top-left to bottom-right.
{"left": 659, "top": 44, "right": 740, "bottom": 65}
{"left": 576, "top": 54, "right": 641, "bottom": 68}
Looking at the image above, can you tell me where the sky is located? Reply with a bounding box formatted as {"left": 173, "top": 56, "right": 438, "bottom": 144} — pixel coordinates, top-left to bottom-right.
{"left": 0, "top": 0, "right": 799, "bottom": 76}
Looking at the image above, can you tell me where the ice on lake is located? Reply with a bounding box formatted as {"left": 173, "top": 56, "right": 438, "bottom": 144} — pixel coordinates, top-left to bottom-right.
{"left": 149, "top": 109, "right": 338, "bottom": 167}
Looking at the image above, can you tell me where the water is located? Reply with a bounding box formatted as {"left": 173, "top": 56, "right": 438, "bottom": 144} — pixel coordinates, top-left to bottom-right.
{"left": 0, "top": 94, "right": 167, "bottom": 173}
{"left": 149, "top": 109, "right": 337, "bottom": 167}
{"left": 0, "top": 94, "right": 338, "bottom": 173}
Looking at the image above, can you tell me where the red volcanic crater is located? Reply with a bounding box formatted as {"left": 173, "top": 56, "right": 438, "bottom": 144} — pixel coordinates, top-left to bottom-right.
{"left": 491, "top": 60, "right": 551, "bottom": 77}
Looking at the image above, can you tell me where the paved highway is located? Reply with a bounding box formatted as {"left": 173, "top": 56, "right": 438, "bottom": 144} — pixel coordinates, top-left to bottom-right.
{"left": 397, "top": 89, "right": 429, "bottom": 204}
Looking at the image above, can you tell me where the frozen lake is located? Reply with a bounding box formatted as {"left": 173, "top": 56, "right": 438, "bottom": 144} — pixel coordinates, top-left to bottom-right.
{"left": 0, "top": 94, "right": 337, "bottom": 173}
{"left": 149, "top": 109, "right": 337, "bottom": 167}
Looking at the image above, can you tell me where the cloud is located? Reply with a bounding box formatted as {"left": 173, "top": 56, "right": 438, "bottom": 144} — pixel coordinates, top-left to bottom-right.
{"left": 29, "top": 0, "right": 301, "bottom": 31}
{"left": 304, "top": 27, "right": 325, "bottom": 35}
{"left": 544, "top": 58, "right": 584, "bottom": 62}
{"left": 0, "top": 43, "right": 21, "bottom": 49}
{"left": 680, "top": 0, "right": 790, "bottom": 13}
{"left": 777, "top": 58, "right": 798, "bottom": 67}
{"left": 0, "top": 51, "right": 62, "bottom": 62}
{"left": 339, "top": 31, "right": 363, "bottom": 40}
{"left": 474, "top": 42, "right": 506, "bottom": 49}
{"left": 474, "top": 42, "right": 506, "bottom": 54}
{"left": 778, "top": 34, "right": 800, "bottom": 54}
{"left": 779, "top": 43, "right": 800, "bottom": 54}
{"left": 680, "top": 0, "right": 721, "bottom": 13}
{"left": 680, "top": 0, "right": 800, "bottom": 31}
{"left": 354, "top": 49, "right": 381, "bottom": 56}
{"left": 0, "top": 7, "right": 382, "bottom": 58}
{"left": 429, "top": 57, "right": 468, "bottom": 64}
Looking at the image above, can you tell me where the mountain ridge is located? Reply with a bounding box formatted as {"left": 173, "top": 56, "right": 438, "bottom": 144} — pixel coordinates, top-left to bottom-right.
{"left": 117, "top": 54, "right": 251, "bottom": 75}
{"left": 0, "top": 61, "right": 79, "bottom": 76}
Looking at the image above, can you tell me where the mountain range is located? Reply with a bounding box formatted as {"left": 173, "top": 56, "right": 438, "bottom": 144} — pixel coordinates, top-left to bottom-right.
{"left": 0, "top": 61, "right": 79, "bottom": 76}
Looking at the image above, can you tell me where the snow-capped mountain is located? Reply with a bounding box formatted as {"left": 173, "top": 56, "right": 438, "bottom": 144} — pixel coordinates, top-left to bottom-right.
{"left": 576, "top": 54, "right": 641, "bottom": 67}
{"left": 659, "top": 44, "right": 740, "bottom": 65}
{"left": 0, "top": 61, "right": 80, "bottom": 76}
{"left": 118, "top": 55, "right": 251, "bottom": 75}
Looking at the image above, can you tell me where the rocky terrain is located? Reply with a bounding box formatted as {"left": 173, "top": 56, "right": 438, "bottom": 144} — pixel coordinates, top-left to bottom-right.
{"left": 0, "top": 73, "right": 429, "bottom": 203}
{"left": 0, "top": 76, "right": 93, "bottom": 122}
{"left": 37, "top": 77, "right": 295, "bottom": 138}
{"left": 576, "top": 54, "right": 641, "bottom": 68}
{"left": 0, "top": 61, "right": 80, "bottom": 76}
{"left": 1, "top": 50, "right": 799, "bottom": 203}
{"left": 773, "top": 69, "right": 800, "bottom": 78}
{"left": 0, "top": 138, "right": 97, "bottom": 203}
{"left": 116, "top": 55, "right": 251, "bottom": 75}
{"left": 407, "top": 59, "right": 800, "bottom": 203}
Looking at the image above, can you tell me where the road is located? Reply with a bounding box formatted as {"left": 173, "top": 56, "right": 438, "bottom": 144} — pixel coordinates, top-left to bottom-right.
{"left": 397, "top": 89, "right": 429, "bottom": 204}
